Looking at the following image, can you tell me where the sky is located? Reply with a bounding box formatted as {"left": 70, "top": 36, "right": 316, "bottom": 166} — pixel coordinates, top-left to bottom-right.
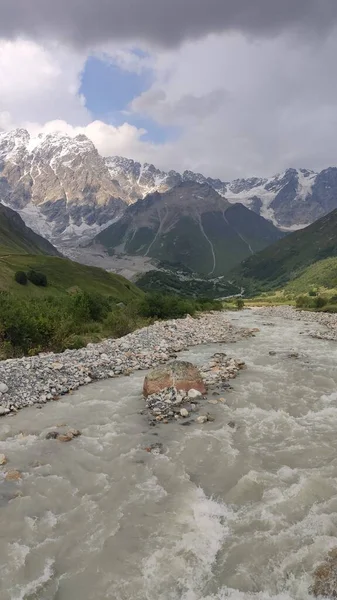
{"left": 1, "top": 0, "right": 337, "bottom": 180}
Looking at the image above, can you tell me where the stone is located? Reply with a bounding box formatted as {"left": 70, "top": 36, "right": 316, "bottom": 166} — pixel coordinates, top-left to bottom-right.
{"left": 0, "top": 382, "right": 8, "bottom": 394}
{"left": 208, "top": 399, "right": 218, "bottom": 405}
{"left": 310, "top": 548, "right": 337, "bottom": 597}
{"left": 228, "top": 421, "right": 236, "bottom": 429}
{"left": 188, "top": 389, "right": 202, "bottom": 399}
{"left": 0, "top": 454, "right": 7, "bottom": 466}
{"left": 58, "top": 434, "right": 74, "bottom": 442}
{"left": 0, "top": 406, "right": 10, "bottom": 416}
{"left": 52, "top": 362, "right": 64, "bottom": 370}
{"left": 45, "top": 431, "right": 59, "bottom": 440}
{"left": 5, "top": 470, "right": 21, "bottom": 481}
{"left": 143, "top": 361, "right": 206, "bottom": 398}
{"left": 68, "top": 428, "right": 81, "bottom": 437}
{"left": 288, "top": 352, "right": 299, "bottom": 359}
{"left": 269, "top": 351, "right": 277, "bottom": 356}
{"left": 144, "top": 443, "right": 164, "bottom": 454}
{"left": 180, "top": 408, "right": 189, "bottom": 418}
{"left": 196, "top": 415, "right": 208, "bottom": 424}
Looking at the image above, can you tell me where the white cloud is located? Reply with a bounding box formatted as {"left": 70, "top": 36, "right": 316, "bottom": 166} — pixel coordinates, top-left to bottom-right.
{"left": 2, "top": 31, "right": 337, "bottom": 181}
{"left": 0, "top": 39, "right": 88, "bottom": 128}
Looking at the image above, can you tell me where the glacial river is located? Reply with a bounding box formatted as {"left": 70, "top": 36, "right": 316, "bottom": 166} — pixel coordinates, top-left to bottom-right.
{"left": 1, "top": 310, "right": 337, "bottom": 599}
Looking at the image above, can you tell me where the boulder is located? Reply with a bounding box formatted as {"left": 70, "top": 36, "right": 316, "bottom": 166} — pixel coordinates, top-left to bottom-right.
{"left": 0, "top": 454, "right": 7, "bottom": 466}
{"left": 5, "top": 470, "right": 21, "bottom": 481}
{"left": 311, "top": 549, "right": 337, "bottom": 597}
{"left": 143, "top": 361, "right": 206, "bottom": 398}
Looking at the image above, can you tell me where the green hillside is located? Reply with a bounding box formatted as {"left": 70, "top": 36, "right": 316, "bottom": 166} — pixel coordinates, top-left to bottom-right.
{"left": 0, "top": 254, "right": 142, "bottom": 300}
{"left": 0, "top": 203, "right": 60, "bottom": 256}
{"left": 232, "top": 209, "right": 337, "bottom": 293}
{"left": 285, "top": 257, "right": 337, "bottom": 294}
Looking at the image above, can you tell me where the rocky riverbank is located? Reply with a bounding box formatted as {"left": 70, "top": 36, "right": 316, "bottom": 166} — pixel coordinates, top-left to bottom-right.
{"left": 0, "top": 312, "right": 254, "bottom": 415}
{"left": 254, "top": 305, "right": 337, "bottom": 341}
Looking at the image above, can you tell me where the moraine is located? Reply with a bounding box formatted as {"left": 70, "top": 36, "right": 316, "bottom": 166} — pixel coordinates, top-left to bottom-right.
{"left": 0, "top": 308, "right": 337, "bottom": 599}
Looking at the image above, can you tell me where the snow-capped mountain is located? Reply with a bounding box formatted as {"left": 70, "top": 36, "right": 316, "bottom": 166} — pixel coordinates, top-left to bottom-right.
{"left": 106, "top": 156, "right": 337, "bottom": 231}
{"left": 0, "top": 129, "right": 125, "bottom": 244}
{"left": 1, "top": 128, "right": 337, "bottom": 247}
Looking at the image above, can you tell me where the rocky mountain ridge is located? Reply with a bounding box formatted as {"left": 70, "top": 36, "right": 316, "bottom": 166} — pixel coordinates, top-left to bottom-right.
{"left": 1, "top": 128, "right": 337, "bottom": 246}
{"left": 93, "top": 181, "right": 285, "bottom": 276}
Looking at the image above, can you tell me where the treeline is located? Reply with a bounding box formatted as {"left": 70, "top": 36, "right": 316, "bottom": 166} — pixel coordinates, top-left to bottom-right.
{"left": 0, "top": 291, "right": 222, "bottom": 358}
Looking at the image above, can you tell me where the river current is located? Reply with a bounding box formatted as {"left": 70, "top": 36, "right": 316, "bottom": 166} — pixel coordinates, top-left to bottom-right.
{"left": 1, "top": 309, "right": 337, "bottom": 600}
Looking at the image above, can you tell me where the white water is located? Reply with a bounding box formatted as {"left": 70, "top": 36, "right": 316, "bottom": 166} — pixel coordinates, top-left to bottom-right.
{"left": 1, "top": 310, "right": 337, "bottom": 599}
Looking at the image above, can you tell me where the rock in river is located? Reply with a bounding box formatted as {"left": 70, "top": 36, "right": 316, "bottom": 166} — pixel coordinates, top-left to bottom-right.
{"left": 311, "top": 548, "right": 337, "bottom": 597}
{"left": 143, "top": 361, "right": 206, "bottom": 397}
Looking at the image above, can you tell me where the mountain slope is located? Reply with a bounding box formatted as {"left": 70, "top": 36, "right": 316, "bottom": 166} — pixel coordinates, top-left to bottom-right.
{"left": 0, "top": 254, "right": 143, "bottom": 300}
{"left": 93, "top": 182, "right": 284, "bottom": 276}
{"left": 0, "top": 203, "right": 60, "bottom": 256}
{"left": 232, "top": 208, "right": 337, "bottom": 291}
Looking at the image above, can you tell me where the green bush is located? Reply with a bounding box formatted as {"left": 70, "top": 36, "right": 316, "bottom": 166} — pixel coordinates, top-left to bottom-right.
{"left": 138, "top": 293, "right": 196, "bottom": 320}
{"left": 314, "top": 296, "right": 328, "bottom": 309}
{"left": 14, "top": 271, "right": 28, "bottom": 285}
{"left": 236, "top": 298, "right": 245, "bottom": 310}
{"left": 308, "top": 289, "right": 317, "bottom": 297}
{"left": 27, "top": 270, "right": 48, "bottom": 287}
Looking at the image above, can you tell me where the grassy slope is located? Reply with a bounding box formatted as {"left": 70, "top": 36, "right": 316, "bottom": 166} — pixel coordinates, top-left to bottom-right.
{"left": 232, "top": 209, "right": 337, "bottom": 292}
{"left": 0, "top": 203, "right": 60, "bottom": 256}
{"left": 0, "top": 255, "right": 143, "bottom": 300}
{"left": 285, "top": 257, "right": 337, "bottom": 294}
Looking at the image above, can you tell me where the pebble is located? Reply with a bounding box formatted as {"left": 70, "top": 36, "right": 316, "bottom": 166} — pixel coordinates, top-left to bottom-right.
{"left": 196, "top": 415, "right": 208, "bottom": 424}
{"left": 188, "top": 389, "right": 202, "bottom": 399}
{"left": 0, "top": 312, "right": 253, "bottom": 414}
{"left": 0, "top": 454, "right": 7, "bottom": 466}
{"left": 180, "top": 408, "right": 189, "bottom": 418}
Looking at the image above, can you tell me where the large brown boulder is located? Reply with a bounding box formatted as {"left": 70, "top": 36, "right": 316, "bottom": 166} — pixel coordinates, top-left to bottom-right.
{"left": 143, "top": 361, "right": 206, "bottom": 397}
{"left": 311, "top": 548, "right": 337, "bottom": 597}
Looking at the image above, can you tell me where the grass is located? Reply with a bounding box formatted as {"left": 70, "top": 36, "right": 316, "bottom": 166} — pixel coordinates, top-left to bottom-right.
{"left": 0, "top": 255, "right": 143, "bottom": 301}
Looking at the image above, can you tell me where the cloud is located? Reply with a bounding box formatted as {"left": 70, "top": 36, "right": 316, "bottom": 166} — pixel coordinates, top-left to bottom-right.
{"left": 1, "top": 0, "right": 337, "bottom": 49}
{"left": 23, "top": 119, "right": 157, "bottom": 163}
{"left": 131, "top": 89, "right": 227, "bottom": 123}
{"left": 0, "top": 39, "right": 87, "bottom": 127}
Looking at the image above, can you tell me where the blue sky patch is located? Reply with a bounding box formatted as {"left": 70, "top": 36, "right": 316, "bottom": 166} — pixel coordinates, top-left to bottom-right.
{"left": 80, "top": 55, "right": 176, "bottom": 144}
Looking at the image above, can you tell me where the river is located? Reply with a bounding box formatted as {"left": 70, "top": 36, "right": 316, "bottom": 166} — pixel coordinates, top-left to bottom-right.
{"left": 1, "top": 309, "right": 337, "bottom": 600}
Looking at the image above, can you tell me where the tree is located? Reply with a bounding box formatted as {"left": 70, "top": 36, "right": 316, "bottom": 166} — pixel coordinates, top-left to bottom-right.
{"left": 14, "top": 271, "right": 28, "bottom": 285}
{"left": 27, "top": 270, "right": 48, "bottom": 287}
{"left": 236, "top": 298, "right": 245, "bottom": 310}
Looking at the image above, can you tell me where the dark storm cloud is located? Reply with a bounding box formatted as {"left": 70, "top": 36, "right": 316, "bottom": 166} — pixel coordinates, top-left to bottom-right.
{"left": 1, "top": 0, "right": 337, "bottom": 48}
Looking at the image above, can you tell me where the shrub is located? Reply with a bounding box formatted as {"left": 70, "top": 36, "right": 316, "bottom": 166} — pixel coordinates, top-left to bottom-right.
{"left": 14, "top": 271, "right": 28, "bottom": 285}
{"left": 27, "top": 270, "right": 48, "bottom": 287}
{"left": 314, "top": 296, "right": 327, "bottom": 309}
{"left": 138, "top": 293, "right": 196, "bottom": 320}
{"left": 308, "top": 289, "right": 317, "bottom": 297}
{"left": 236, "top": 298, "right": 245, "bottom": 310}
